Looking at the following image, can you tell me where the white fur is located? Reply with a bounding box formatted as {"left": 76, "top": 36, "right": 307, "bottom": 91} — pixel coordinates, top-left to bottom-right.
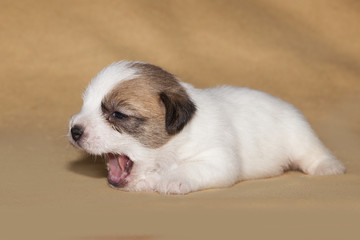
{"left": 69, "top": 61, "right": 346, "bottom": 194}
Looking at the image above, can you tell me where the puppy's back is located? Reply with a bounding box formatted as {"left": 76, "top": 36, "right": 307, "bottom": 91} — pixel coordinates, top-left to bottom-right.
{"left": 193, "top": 85, "right": 345, "bottom": 179}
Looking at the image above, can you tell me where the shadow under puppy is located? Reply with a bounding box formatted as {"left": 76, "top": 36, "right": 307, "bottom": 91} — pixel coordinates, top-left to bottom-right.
{"left": 68, "top": 61, "right": 345, "bottom": 194}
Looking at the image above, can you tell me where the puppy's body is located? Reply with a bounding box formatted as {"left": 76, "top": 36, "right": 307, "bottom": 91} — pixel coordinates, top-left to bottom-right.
{"left": 69, "top": 61, "right": 345, "bottom": 194}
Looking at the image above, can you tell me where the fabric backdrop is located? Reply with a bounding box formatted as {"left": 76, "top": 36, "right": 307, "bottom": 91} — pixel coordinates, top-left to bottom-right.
{"left": 1, "top": 0, "right": 359, "bottom": 239}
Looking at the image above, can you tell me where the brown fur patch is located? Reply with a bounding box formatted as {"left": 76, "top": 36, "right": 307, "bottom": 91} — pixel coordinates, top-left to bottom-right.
{"left": 101, "top": 63, "right": 196, "bottom": 148}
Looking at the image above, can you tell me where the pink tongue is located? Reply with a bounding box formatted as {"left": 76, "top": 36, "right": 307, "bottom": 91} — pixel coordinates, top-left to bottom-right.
{"left": 107, "top": 154, "right": 128, "bottom": 185}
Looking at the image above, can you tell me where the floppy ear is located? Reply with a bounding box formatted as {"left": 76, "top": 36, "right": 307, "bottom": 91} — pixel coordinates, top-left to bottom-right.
{"left": 159, "top": 91, "right": 196, "bottom": 135}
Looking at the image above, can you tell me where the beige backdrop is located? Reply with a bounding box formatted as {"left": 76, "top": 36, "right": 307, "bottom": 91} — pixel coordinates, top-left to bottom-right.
{"left": 1, "top": 0, "right": 359, "bottom": 239}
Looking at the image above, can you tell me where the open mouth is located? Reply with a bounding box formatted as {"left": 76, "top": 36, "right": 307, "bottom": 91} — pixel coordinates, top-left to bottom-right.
{"left": 106, "top": 153, "right": 134, "bottom": 188}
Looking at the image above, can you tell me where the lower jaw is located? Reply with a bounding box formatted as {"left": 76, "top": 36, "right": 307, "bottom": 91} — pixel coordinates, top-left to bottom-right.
{"left": 107, "top": 176, "right": 128, "bottom": 188}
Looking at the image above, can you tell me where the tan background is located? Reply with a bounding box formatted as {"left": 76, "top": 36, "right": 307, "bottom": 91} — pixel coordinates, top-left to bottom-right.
{"left": 1, "top": 0, "right": 359, "bottom": 239}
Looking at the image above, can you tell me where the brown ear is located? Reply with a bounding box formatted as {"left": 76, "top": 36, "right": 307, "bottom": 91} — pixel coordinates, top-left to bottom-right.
{"left": 159, "top": 91, "right": 196, "bottom": 135}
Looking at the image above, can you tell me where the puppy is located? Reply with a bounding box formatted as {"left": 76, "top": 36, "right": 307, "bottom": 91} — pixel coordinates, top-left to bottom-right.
{"left": 68, "top": 61, "right": 346, "bottom": 194}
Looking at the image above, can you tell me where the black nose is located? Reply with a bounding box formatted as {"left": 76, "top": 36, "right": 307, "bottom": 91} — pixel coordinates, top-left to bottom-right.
{"left": 71, "top": 126, "right": 83, "bottom": 142}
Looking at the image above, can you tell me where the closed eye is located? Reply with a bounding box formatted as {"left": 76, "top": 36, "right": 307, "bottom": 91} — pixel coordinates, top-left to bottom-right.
{"left": 112, "top": 111, "right": 128, "bottom": 120}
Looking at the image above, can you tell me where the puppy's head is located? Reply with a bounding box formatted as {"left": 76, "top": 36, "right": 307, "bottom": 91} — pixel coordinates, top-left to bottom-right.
{"left": 68, "top": 61, "right": 196, "bottom": 188}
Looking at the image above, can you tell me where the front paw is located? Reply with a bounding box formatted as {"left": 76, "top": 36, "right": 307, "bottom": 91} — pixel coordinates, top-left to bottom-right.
{"left": 156, "top": 178, "right": 192, "bottom": 195}
{"left": 125, "top": 176, "right": 158, "bottom": 192}
{"left": 133, "top": 179, "right": 155, "bottom": 192}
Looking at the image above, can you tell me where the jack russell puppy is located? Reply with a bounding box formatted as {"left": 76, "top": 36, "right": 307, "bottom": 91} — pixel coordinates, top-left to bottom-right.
{"left": 68, "top": 61, "right": 345, "bottom": 194}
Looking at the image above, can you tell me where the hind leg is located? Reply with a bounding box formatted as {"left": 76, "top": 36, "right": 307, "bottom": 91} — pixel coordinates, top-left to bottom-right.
{"left": 286, "top": 118, "right": 346, "bottom": 176}
{"left": 293, "top": 146, "right": 346, "bottom": 176}
{"left": 311, "top": 157, "right": 346, "bottom": 175}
